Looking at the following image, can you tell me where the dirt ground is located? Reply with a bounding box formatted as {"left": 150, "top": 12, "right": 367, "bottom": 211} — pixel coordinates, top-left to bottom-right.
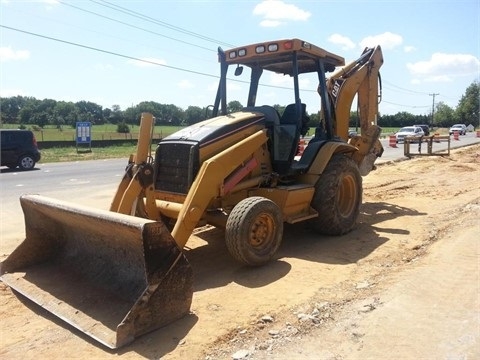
{"left": 1, "top": 144, "right": 479, "bottom": 359}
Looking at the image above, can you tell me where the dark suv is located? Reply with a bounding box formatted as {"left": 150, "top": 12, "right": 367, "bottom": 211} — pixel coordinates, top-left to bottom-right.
{"left": 414, "top": 124, "right": 430, "bottom": 136}
{"left": 1, "top": 129, "right": 41, "bottom": 170}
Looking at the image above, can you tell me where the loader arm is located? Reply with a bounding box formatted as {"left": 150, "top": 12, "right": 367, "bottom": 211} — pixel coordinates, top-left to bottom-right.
{"left": 171, "top": 129, "right": 269, "bottom": 248}
{"left": 110, "top": 113, "right": 155, "bottom": 215}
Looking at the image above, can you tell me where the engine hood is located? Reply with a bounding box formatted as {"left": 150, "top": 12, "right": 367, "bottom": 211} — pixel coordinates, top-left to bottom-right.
{"left": 162, "top": 111, "right": 265, "bottom": 145}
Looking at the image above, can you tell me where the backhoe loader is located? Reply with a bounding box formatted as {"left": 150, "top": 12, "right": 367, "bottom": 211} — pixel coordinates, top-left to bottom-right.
{"left": 1, "top": 39, "right": 384, "bottom": 349}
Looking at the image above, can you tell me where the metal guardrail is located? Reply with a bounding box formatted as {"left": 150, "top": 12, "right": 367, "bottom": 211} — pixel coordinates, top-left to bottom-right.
{"left": 403, "top": 134, "right": 451, "bottom": 158}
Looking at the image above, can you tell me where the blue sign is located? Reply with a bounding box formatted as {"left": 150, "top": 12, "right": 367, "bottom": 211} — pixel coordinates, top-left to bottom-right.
{"left": 76, "top": 122, "right": 91, "bottom": 144}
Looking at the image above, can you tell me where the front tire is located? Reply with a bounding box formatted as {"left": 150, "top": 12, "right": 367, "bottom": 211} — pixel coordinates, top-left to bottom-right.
{"left": 308, "top": 154, "right": 362, "bottom": 235}
{"left": 226, "top": 197, "right": 283, "bottom": 266}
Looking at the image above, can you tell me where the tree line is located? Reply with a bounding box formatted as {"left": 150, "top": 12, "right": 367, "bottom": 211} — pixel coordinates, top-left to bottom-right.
{"left": 1, "top": 81, "right": 478, "bottom": 130}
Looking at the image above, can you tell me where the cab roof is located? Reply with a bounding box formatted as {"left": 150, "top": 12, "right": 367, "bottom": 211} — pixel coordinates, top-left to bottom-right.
{"left": 223, "top": 38, "right": 345, "bottom": 75}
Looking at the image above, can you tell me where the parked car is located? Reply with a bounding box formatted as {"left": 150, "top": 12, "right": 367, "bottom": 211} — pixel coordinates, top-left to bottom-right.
{"left": 449, "top": 124, "right": 467, "bottom": 135}
{"left": 414, "top": 124, "right": 430, "bottom": 136}
{"left": 395, "top": 126, "right": 425, "bottom": 143}
{"left": 1, "top": 129, "right": 41, "bottom": 170}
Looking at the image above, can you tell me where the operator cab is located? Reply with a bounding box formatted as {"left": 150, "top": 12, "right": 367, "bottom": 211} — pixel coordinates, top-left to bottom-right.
{"left": 212, "top": 39, "right": 344, "bottom": 176}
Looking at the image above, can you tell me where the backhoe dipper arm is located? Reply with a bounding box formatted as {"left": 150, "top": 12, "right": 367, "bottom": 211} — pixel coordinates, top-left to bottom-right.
{"left": 325, "top": 46, "right": 384, "bottom": 175}
{"left": 327, "top": 46, "right": 383, "bottom": 140}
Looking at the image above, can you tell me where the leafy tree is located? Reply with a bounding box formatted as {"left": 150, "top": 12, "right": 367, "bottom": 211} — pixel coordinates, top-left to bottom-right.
{"left": 117, "top": 122, "right": 130, "bottom": 133}
{"left": 54, "top": 101, "right": 78, "bottom": 128}
{"left": 378, "top": 111, "right": 427, "bottom": 128}
{"left": 75, "top": 101, "right": 104, "bottom": 124}
{"left": 108, "top": 105, "right": 124, "bottom": 124}
{"left": 102, "top": 107, "right": 112, "bottom": 121}
{"left": 227, "top": 100, "right": 243, "bottom": 113}
{"left": 433, "top": 102, "right": 456, "bottom": 127}
{"left": 455, "top": 81, "right": 479, "bottom": 127}
{"left": 184, "top": 105, "right": 205, "bottom": 125}
{"left": 135, "top": 101, "right": 159, "bottom": 123}
{"left": 123, "top": 106, "right": 141, "bottom": 126}
{"left": 18, "top": 97, "right": 56, "bottom": 127}
{"left": 0, "top": 96, "right": 27, "bottom": 124}
{"left": 158, "top": 103, "right": 183, "bottom": 126}
{"left": 2, "top": 80, "right": 477, "bottom": 131}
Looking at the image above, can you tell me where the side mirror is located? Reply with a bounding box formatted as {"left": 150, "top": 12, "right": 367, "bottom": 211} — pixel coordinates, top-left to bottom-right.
{"left": 234, "top": 65, "right": 243, "bottom": 76}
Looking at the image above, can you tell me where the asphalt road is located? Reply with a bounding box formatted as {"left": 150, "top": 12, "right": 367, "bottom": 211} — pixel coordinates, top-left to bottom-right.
{"left": 377, "top": 131, "right": 480, "bottom": 163}
{"left": 0, "top": 158, "right": 125, "bottom": 246}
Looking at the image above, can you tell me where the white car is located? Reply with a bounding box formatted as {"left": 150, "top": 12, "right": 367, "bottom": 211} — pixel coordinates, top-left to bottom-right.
{"left": 449, "top": 124, "right": 467, "bottom": 135}
{"left": 395, "top": 126, "right": 425, "bottom": 143}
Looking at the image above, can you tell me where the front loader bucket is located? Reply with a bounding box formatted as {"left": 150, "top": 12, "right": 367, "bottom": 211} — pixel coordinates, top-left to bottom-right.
{"left": 0, "top": 194, "right": 193, "bottom": 349}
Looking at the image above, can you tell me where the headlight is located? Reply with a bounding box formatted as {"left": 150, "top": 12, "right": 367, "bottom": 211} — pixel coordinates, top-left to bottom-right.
{"left": 255, "top": 45, "right": 265, "bottom": 54}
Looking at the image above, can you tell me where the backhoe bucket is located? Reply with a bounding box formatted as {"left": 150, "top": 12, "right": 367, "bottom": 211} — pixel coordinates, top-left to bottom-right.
{"left": 0, "top": 194, "right": 193, "bottom": 349}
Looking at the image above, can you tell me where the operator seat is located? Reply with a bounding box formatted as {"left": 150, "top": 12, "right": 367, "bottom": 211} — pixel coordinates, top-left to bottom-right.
{"left": 271, "top": 103, "right": 305, "bottom": 174}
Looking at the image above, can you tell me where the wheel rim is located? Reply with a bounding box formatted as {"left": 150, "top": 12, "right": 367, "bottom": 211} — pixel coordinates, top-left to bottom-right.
{"left": 336, "top": 174, "right": 357, "bottom": 218}
{"left": 21, "top": 157, "right": 34, "bottom": 169}
{"left": 249, "top": 213, "right": 275, "bottom": 250}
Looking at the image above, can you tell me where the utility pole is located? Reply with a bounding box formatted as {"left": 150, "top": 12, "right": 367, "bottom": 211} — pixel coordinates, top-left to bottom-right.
{"left": 429, "top": 93, "right": 439, "bottom": 126}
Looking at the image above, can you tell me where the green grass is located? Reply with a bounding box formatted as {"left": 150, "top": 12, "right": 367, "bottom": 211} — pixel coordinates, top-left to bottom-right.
{"left": 39, "top": 144, "right": 141, "bottom": 163}
{"left": 3, "top": 124, "right": 182, "bottom": 141}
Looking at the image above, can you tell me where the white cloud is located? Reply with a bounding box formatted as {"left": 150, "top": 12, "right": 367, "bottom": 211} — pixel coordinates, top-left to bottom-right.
{"left": 360, "top": 32, "right": 403, "bottom": 50}
{"left": 0, "top": 46, "right": 30, "bottom": 62}
{"left": 253, "top": 0, "right": 311, "bottom": 27}
{"left": 404, "top": 45, "right": 416, "bottom": 53}
{"left": 407, "top": 53, "right": 480, "bottom": 82}
{"left": 327, "top": 34, "right": 356, "bottom": 51}
{"left": 127, "top": 57, "right": 166, "bottom": 67}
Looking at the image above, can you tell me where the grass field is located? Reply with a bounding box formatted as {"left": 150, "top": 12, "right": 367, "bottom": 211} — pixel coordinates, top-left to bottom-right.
{"left": 2, "top": 123, "right": 182, "bottom": 141}
{"left": 39, "top": 144, "right": 142, "bottom": 163}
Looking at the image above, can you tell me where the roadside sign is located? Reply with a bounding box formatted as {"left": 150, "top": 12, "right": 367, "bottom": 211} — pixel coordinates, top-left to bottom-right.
{"left": 76, "top": 121, "right": 92, "bottom": 152}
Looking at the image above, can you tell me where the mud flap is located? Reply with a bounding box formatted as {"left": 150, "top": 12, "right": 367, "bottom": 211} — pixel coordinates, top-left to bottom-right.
{"left": 0, "top": 194, "right": 193, "bottom": 349}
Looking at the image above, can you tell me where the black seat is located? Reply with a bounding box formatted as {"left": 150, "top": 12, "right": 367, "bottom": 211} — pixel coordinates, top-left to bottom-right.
{"left": 242, "top": 106, "right": 280, "bottom": 126}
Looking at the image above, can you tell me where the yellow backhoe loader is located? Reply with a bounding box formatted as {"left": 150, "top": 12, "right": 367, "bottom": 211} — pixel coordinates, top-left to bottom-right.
{"left": 1, "top": 39, "right": 383, "bottom": 348}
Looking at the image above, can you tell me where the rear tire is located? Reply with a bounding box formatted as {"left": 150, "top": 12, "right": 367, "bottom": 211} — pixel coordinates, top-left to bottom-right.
{"left": 18, "top": 154, "right": 36, "bottom": 170}
{"left": 226, "top": 197, "right": 283, "bottom": 266}
{"left": 308, "top": 154, "right": 362, "bottom": 235}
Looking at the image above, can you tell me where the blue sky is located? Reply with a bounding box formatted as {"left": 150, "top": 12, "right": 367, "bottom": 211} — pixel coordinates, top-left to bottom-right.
{"left": 1, "top": 0, "right": 479, "bottom": 116}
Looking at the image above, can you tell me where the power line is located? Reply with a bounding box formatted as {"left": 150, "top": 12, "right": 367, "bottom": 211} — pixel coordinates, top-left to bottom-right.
{"left": 0, "top": 25, "right": 297, "bottom": 93}
{"left": 90, "top": 0, "right": 236, "bottom": 49}
{"left": 0, "top": 25, "right": 219, "bottom": 78}
{"left": 383, "top": 80, "right": 430, "bottom": 95}
{"left": 382, "top": 99, "right": 430, "bottom": 109}
{"left": 58, "top": 0, "right": 216, "bottom": 53}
